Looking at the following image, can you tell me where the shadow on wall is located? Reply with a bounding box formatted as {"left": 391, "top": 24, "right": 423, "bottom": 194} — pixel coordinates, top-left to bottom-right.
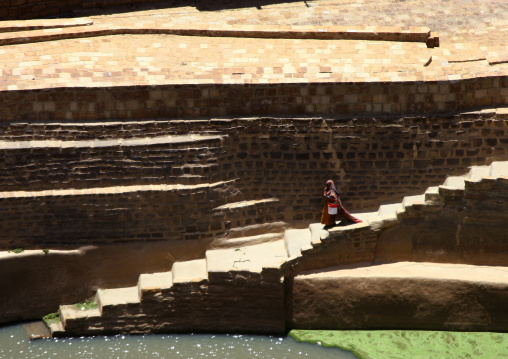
{"left": 1, "top": 0, "right": 304, "bottom": 20}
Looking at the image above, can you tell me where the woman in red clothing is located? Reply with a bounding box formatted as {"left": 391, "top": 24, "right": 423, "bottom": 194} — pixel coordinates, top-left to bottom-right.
{"left": 321, "top": 180, "right": 362, "bottom": 227}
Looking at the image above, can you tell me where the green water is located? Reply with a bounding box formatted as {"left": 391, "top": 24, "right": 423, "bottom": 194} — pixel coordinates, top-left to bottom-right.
{"left": 291, "top": 329, "right": 508, "bottom": 359}
{"left": 0, "top": 324, "right": 356, "bottom": 359}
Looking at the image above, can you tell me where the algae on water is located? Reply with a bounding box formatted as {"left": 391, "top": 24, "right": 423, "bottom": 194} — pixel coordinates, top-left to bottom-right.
{"left": 290, "top": 330, "right": 508, "bottom": 359}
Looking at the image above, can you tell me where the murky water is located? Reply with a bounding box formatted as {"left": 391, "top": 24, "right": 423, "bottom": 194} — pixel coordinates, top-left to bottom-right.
{"left": 0, "top": 324, "right": 357, "bottom": 359}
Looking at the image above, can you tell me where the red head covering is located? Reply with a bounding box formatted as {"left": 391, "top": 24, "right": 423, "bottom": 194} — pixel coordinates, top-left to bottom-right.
{"left": 324, "top": 180, "right": 339, "bottom": 200}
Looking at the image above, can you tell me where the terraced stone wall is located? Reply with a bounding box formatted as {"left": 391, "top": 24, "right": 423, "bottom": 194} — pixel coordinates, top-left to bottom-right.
{"left": 8, "top": 113, "right": 506, "bottom": 214}
{"left": 1, "top": 76, "right": 508, "bottom": 122}
{"left": 215, "top": 113, "right": 508, "bottom": 216}
{"left": 0, "top": 137, "right": 223, "bottom": 191}
{"left": 1, "top": 111, "right": 508, "bottom": 249}
{"left": 0, "top": 182, "right": 245, "bottom": 249}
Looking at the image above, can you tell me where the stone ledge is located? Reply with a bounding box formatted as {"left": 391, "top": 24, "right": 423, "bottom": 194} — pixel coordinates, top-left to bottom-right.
{"left": 0, "top": 133, "right": 221, "bottom": 150}
{"left": 0, "top": 18, "right": 93, "bottom": 33}
{"left": 0, "top": 24, "right": 435, "bottom": 47}
{"left": 0, "top": 180, "right": 234, "bottom": 199}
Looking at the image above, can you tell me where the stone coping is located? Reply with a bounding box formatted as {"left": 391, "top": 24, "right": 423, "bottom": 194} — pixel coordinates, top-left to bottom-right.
{"left": 0, "top": 133, "right": 220, "bottom": 149}
{"left": 0, "top": 24, "right": 433, "bottom": 47}
{"left": 0, "top": 18, "right": 93, "bottom": 33}
{"left": 0, "top": 180, "right": 233, "bottom": 199}
{"left": 297, "top": 261, "right": 508, "bottom": 285}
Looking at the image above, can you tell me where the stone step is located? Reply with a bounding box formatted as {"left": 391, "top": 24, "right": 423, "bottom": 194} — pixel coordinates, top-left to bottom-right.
{"left": 0, "top": 134, "right": 222, "bottom": 150}
{"left": 0, "top": 180, "right": 231, "bottom": 199}
{"left": 402, "top": 194, "right": 426, "bottom": 208}
{"left": 96, "top": 286, "right": 140, "bottom": 315}
{"left": 284, "top": 228, "right": 311, "bottom": 258}
{"left": 210, "top": 232, "right": 284, "bottom": 249}
{"left": 377, "top": 203, "right": 403, "bottom": 216}
{"left": 467, "top": 165, "right": 491, "bottom": 181}
{"left": 443, "top": 176, "right": 466, "bottom": 189}
{"left": 489, "top": 161, "right": 508, "bottom": 178}
{"left": 138, "top": 271, "right": 173, "bottom": 299}
{"left": 207, "top": 239, "right": 288, "bottom": 273}
{"left": 47, "top": 321, "right": 65, "bottom": 337}
{"left": 353, "top": 211, "right": 379, "bottom": 223}
{"left": 59, "top": 304, "right": 101, "bottom": 329}
{"left": 309, "top": 223, "right": 328, "bottom": 248}
{"left": 172, "top": 259, "right": 208, "bottom": 284}
{"left": 424, "top": 186, "right": 441, "bottom": 203}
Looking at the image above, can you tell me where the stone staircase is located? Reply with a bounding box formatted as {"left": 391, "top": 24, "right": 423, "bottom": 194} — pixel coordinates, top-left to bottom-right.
{"left": 45, "top": 161, "right": 508, "bottom": 336}
{"left": 50, "top": 239, "right": 289, "bottom": 336}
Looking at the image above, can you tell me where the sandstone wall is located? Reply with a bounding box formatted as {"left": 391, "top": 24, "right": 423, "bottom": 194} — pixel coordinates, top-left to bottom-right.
{"left": 0, "top": 182, "right": 238, "bottom": 248}
{"left": 287, "top": 271, "right": 508, "bottom": 331}
{"left": 217, "top": 114, "right": 508, "bottom": 217}
{"left": 1, "top": 77, "right": 507, "bottom": 122}
{"left": 1, "top": 112, "right": 507, "bottom": 248}
{"left": 0, "top": 136, "right": 223, "bottom": 191}
{"left": 375, "top": 176, "right": 508, "bottom": 266}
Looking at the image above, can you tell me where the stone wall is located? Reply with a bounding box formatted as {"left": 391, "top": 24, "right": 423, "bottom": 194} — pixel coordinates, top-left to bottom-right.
{"left": 0, "top": 136, "right": 223, "bottom": 191}
{"left": 375, "top": 176, "right": 508, "bottom": 266}
{"left": 1, "top": 112, "right": 508, "bottom": 248}
{"left": 287, "top": 267, "right": 508, "bottom": 331}
{"left": 0, "top": 182, "right": 247, "bottom": 249}
{"left": 1, "top": 77, "right": 507, "bottom": 122}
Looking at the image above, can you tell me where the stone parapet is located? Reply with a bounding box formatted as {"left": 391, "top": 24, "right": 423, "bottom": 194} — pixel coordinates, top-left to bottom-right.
{"left": 1, "top": 77, "right": 507, "bottom": 121}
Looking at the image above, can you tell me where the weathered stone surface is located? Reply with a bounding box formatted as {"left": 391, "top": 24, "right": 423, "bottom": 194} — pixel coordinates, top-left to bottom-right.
{"left": 0, "top": 240, "right": 206, "bottom": 325}
{"left": 288, "top": 262, "right": 508, "bottom": 331}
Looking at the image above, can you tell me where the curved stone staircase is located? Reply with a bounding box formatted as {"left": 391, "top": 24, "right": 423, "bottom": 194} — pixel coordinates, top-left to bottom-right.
{"left": 46, "top": 161, "right": 508, "bottom": 335}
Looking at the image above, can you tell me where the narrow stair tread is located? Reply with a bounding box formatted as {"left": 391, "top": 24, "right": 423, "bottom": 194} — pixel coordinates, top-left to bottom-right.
{"left": 172, "top": 259, "right": 208, "bottom": 283}
{"left": 353, "top": 211, "right": 379, "bottom": 222}
{"left": 213, "top": 197, "right": 279, "bottom": 211}
{"left": 309, "top": 223, "right": 328, "bottom": 245}
{"left": 284, "top": 228, "right": 311, "bottom": 258}
{"left": 402, "top": 194, "right": 426, "bottom": 207}
{"left": 207, "top": 239, "right": 288, "bottom": 273}
{"left": 60, "top": 304, "right": 101, "bottom": 320}
{"left": 210, "top": 232, "right": 283, "bottom": 249}
{"left": 98, "top": 286, "right": 140, "bottom": 306}
{"left": 489, "top": 161, "right": 508, "bottom": 178}
{"left": 467, "top": 165, "right": 491, "bottom": 181}
{"left": 443, "top": 176, "right": 466, "bottom": 189}
{"left": 377, "top": 203, "right": 403, "bottom": 216}
{"left": 138, "top": 271, "right": 173, "bottom": 291}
